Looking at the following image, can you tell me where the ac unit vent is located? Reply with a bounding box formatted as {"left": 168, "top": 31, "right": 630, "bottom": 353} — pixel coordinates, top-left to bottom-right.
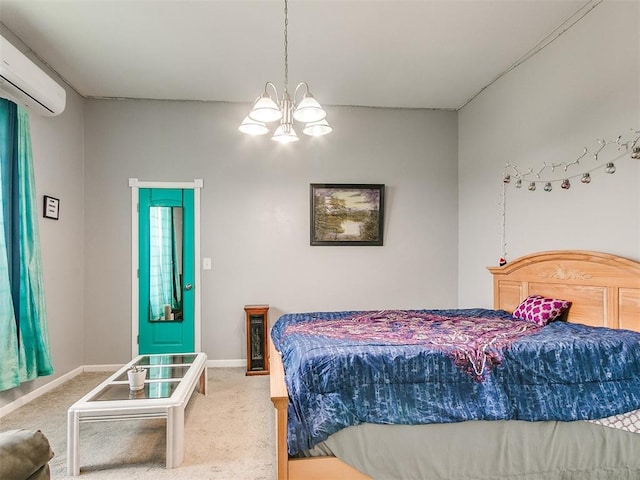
{"left": 0, "top": 34, "right": 66, "bottom": 117}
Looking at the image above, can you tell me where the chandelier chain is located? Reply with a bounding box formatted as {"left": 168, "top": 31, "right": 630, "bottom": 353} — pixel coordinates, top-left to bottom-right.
{"left": 283, "top": 0, "right": 289, "bottom": 94}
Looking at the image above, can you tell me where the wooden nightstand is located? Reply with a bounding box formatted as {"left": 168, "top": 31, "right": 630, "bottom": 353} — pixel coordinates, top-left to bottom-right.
{"left": 244, "top": 305, "right": 269, "bottom": 376}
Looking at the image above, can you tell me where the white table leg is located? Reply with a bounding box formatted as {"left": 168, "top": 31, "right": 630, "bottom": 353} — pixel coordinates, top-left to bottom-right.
{"left": 200, "top": 365, "right": 208, "bottom": 395}
{"left": 166, "top": 406, "right": 185, "bottom": 469}
{"left": 67, "top": 410, "right": 80, "bottom": 476}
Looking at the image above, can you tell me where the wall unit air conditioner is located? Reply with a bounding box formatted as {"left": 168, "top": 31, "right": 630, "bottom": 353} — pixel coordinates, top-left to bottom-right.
{"left": 0, "top": 34, "right": 66, "bottom": 117}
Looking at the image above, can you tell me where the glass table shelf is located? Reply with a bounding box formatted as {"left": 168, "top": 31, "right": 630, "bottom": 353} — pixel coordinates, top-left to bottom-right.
{"left": 89, "top": 381, "right": 180, "bottom": 401}
{"left": 88, "top": 353, "right": 199, "bottom": 402}
{"left": 134, "top": 354, "right": 197, "bottom": 366}
{"left": 113, "top": 365, "right": 191, "bottom": 382}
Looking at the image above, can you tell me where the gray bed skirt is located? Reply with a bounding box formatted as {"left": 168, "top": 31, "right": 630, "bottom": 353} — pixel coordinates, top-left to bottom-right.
{"left": 301, "top": 420, "right": 640, "bottom": 479}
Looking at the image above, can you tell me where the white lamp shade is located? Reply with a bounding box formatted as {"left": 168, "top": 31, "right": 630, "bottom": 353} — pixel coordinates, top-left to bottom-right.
{"left": 293, "top": 94, "right": 326, "bottom": 123}
{"left": 303, "top": 119, "right": 332, "bottom": 137}
{"left": 239, "top": 116, "right": 269, "bottom": 135}
{"left": 249, "top": 95, "right": 282, "bottom": 123}
{"left": 272, "top": 124, "right": 299, "bottom": 143}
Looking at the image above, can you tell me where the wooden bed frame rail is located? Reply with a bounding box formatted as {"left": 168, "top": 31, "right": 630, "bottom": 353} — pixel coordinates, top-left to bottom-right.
{"left": 270, "top": 339, "right": 371, "bottom": 480}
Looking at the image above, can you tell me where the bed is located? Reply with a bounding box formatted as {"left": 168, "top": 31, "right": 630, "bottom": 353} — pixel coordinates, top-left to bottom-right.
{"left": 269, "top": 250, "right": 640, "bottom": 480}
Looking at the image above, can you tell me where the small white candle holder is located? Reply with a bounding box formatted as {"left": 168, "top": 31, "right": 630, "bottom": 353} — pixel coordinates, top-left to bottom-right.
{"left": 127, "top": 366, "right": 147, "bottom": 391}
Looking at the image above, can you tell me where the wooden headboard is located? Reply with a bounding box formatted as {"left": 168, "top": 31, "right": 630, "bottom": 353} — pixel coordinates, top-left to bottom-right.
{"left": 487, "top": 250, "right": 640, "bottom": 332}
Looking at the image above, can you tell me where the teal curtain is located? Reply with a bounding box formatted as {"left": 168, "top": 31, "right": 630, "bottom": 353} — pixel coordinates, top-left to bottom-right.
{"left": 0, "top": 99, "right": 53, "bottom": 392}
{"left": 148, "top": 207, "right": 181, "bottom": 321}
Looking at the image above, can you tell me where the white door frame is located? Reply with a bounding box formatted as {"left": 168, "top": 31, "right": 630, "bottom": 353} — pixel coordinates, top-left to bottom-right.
{"left": 129, "top": 178, "right": 204, "bottom": 358}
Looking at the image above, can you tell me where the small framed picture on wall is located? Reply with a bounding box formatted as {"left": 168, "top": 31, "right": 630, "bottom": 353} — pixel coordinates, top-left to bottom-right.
{"left": 43, "top": 195, "right": 60, "bottom": 220}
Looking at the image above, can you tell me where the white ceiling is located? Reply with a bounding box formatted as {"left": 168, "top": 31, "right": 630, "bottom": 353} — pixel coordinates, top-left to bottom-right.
{"left": 0, "top": 0, "right": 597, "bottom": 110}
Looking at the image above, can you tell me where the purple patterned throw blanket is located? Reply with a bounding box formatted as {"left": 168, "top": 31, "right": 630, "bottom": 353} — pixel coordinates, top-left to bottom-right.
{"left": 284, "top": 309, "right": 542, "bottom": 382}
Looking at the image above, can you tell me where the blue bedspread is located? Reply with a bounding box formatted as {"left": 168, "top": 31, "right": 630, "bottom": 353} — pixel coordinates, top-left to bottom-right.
{"left": 271, "top": 309, "right": 640, "bottom": 455}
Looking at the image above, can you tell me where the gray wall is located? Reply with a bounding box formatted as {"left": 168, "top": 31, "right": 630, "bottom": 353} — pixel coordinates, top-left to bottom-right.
{"left": 458, "top": 0, "right": 640, "bottom": 307}
{"left": 32, "top": 87, "right": 85, "bottom": 376}
{"left": 83, "top": 101, "right": 459, "bottom": 363}
{"left": 0, "top": 30, "right": 85, "bottom": 407}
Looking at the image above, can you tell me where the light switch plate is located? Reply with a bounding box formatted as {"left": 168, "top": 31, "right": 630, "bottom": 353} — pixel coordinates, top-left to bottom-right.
{"left": 202, "top": 258, "right": 212, "bottom": 270}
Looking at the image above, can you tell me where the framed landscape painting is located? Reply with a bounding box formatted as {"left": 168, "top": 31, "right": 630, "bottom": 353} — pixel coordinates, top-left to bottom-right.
{"left": 310, "top": 183, "right": 385, "bottom": 246}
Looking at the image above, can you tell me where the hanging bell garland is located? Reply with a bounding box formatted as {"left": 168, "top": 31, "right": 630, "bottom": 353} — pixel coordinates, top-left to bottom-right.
{"left": 497, "top": 130, "right": 639, "bottom": 273}
{"left": 502, "top": 130, "right": 638, "bottom": 193}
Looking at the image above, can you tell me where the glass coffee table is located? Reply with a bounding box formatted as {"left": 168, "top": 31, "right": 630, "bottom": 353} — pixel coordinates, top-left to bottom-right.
{"left": 67, "top": 352, "right": 207, "bottom": 476}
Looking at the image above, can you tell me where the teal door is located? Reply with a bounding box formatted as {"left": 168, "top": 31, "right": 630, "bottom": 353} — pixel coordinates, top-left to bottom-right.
{"left": 138, "top": 188, "right": 195, "bottom": 354}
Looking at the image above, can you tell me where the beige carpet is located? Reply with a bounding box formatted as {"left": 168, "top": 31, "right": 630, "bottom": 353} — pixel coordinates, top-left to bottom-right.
{"left": 0, "top": 368, "right": 276, "bottom": 479}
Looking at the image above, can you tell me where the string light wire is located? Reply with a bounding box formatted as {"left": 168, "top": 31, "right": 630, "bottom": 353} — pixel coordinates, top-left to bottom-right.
{"left": 498, "top": 129, "right": 640, "bottom": 264}
{"left": 503, "top": 130, "right": 640, "bottom": 185}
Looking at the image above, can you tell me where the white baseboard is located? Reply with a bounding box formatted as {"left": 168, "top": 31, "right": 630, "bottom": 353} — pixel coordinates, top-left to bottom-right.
{"left": 0, "top": 359, "right": 248, "bottom": 417}
{"left": 0, "top": 366, "right": 83, "bottom": 418}
{"left": 208, "top": 359, "right": 245, "bottom": 368}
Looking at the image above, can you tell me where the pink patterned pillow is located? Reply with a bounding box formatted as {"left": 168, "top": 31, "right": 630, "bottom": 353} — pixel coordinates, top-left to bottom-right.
{"left": 512, "top": 295, "right": 571, "bottom": 326}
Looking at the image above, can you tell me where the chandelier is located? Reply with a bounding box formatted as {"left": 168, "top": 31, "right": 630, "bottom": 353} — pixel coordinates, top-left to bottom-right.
{"left": 239, "top": 0, "right": 332, "bottom": 143}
